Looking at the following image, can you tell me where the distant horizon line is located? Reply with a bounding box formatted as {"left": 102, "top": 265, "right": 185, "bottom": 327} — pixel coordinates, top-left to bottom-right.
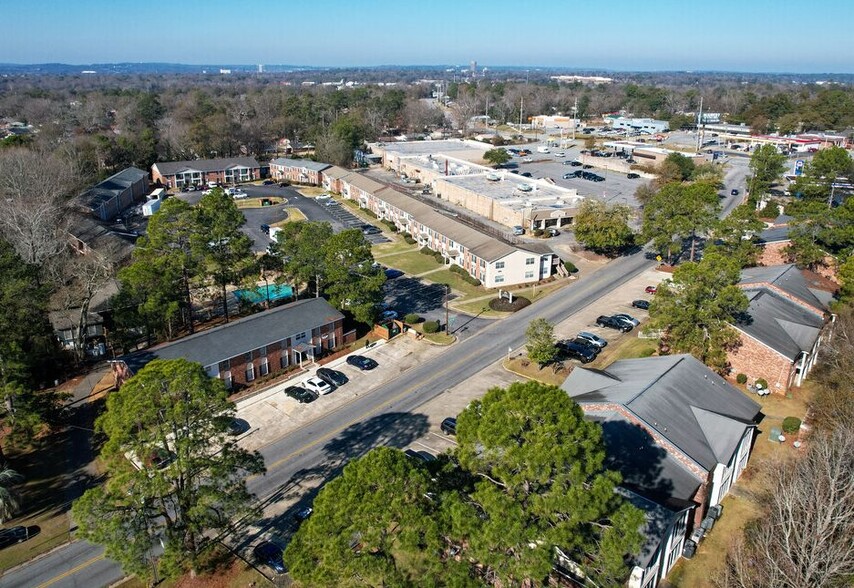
{"left": 0, "top": 61, "right": 852, "bottom": 76}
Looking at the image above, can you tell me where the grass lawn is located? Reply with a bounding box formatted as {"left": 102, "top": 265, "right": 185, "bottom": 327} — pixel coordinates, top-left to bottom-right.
{"left": 373, "top": 239, "right": 418, "bottom": 258}
{"left": 296, "top": 186, "right": 326, "bottom": 197}
{"left": 503, "top": 356, "right": 570, "bottom": 387}
{"left": 424, "top": 269, "right": 485, "bottom": 298}
{"left": 376, "top": 250, "right": 443, "bottom": 276}
{"left": 233, "top": 197, "right": 285, "bottom": 209}
{"left": 272, "top": 207, "right": 306, "bottom": 225}
{"left": 586, "top": 335, "right": 658, "bottom": 368}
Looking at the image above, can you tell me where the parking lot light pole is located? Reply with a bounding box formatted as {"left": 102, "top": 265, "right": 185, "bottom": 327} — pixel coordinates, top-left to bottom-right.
{"left": 445, "top": 285, "right": 450, "bottom": 333}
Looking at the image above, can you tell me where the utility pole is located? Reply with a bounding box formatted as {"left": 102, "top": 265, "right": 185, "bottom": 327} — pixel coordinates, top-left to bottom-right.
{"left": 445, "top": 285, "right": 450, "bottom": 333}
{"left": 519, "top": 96, "right": 524, "bottom": 134}
{"left": 695, "top": 96, "right": 704, "bottom": 153}
{"left": 572, "top": 96, "right": 578, "bottom": 141}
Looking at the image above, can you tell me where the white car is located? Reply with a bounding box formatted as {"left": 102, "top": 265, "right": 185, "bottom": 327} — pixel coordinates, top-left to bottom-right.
{"left": 554, "top": 152, "right": 565, "bottom": 157}
{"left": 303, "top": 376, "right": 332, "bottom": 396}
{"left": 232, "top": 191, "right": 248, "bottom": 199}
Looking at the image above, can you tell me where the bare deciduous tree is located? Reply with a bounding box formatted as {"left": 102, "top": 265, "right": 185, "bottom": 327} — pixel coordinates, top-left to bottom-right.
{"left": 0, "top": 148, "right": 76, "bottom": 268}
{"left": 716, "top": 425, "right": 854, "bottom": 588}
{"left": 810, "top": 306, "right": 854, "bottom": 431}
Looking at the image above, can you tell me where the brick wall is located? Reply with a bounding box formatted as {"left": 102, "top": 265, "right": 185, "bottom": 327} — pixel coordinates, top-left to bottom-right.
{"left": 727, "top": 329, "right": 795, "bottom": 393}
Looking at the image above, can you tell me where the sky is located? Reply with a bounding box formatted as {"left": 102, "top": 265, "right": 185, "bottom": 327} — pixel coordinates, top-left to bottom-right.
{"left": 2, "top": 0, "right": 853, "bottom": 73}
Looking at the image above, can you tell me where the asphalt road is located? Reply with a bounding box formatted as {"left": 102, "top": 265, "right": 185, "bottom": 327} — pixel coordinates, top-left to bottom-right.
{"left": 1, "top": 246, "right": 654, "bottom": 588}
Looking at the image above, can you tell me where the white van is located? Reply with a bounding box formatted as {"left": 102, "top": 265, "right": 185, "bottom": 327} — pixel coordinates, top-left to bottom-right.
{"left": 536, "top": 146, "right": 550, "bottom": 154}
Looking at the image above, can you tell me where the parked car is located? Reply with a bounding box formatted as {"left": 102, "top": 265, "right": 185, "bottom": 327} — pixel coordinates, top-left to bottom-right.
{"left": 568, "top": 337, "right": 600, "bottom": 355}
{"left": 613, "top": 313, "right": 640, "bottom": 327}
{"left": 562, "top": 160, "right": 574, "bottom": 166}
{"left": 316, "top": 367, "right": 348, "bottom": 388}
{"left": 303, "top": 376, "right": 333, "bottom": 396}
{"left": 570, "top": 160, "right": 583, "bottom": 166}
{"left": 731, "top": 189, "right": 739, "bottom": 196}
{"left": 262, "top": 179, "right": 276, "bottom": 185}
{"left": 440, "top": 417, "right": 457, "bottom": 435}
{"left": 0, "top": 526, "right": 29, "bottom": 549}
{"left": 260, "top": 223, "right": 270, "bottom": 235}
{"left": 576, "top": 331, "right": 607, "bottom": 348}
{"left": 562, "top": 171, "right": 580, "bottom": 179}
{"left": 278, "top": 180, "right": 290, "bottom": 187}
{"left": 293, "top": 506, "right": 313, "bottom": 523}
{"left": 361, "top": 225, "right": 382, "bottom": 235}
{"left": 512, "top": 225, "right": 525, "bottom": 236}
{"left": 346, "top": 355, "right": 378, "bottom": 370}
{"left": 632, "top": 299, "right": 650, "bottom": 310}
{"left": 384, "top": 268, "right": 404, "bottom": 279}
{"left": 284, "top": 385, "right": 317, "bottom": 403}
{"left": 627, "top": 173, "right": 640, "bottom": 179}
{"left": 583, "top": 164, "right": 594, "bottom": 169}
{"left": 253, "top": 541, "right": 286, "bottom": 573}
{"left": 520, "top": 171, "right": 533, "bottom": 177}
{"left": 547, "top": 228, "right": 560, "bottom": 237}
{"left": 556, "top": 340, "right": 597, "bottom": 363}
{"left": 380, "top": 310, "right": 399, "bottom": 321}
{"left": 596, "top": 315, "right": 633, "bottom": 332}
{"left": 232, "top": 191, "right": 248, "bottom": 199}
{"left": 645, "top": 285, "right": 658, "bottom": 294}
{"left": 554, "top": 151, "right": 565, "bottom": 157}
{"left": 216, "top": 416, "right": 250, "bottom": 436}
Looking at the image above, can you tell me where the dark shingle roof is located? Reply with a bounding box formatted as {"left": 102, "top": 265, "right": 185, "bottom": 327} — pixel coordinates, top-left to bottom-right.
{"left": 739, "top": 264, "right": 826, "bottom": 312}
{"left": 562, "top": 354, "right": 761, "bottom": 472}
{"left": 756, "top": 225, "right": 790, "bottom": 244}
{"left": 736, "top": 289, "right": 825, "bottom": 360}
{"left": 153, "top": 157, "right": 260, "bottom": 176}
{"left": 124, "top": 298, "right": 343, "bottom": 372}
{"left": 617, "top": 488, "right": 693, "bottom": 569}
{"left": 590, "top": 411, "right": 702, "bottom": 504}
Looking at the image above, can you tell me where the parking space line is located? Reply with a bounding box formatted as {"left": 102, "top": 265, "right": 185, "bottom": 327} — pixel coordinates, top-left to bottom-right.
{"left": 427, "top": 431, "right": 457, "bottom": 445}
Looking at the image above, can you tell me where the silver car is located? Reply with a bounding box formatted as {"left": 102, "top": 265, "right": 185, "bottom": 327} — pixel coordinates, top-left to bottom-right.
{"left": 576, "top": 331, "right": 607, "bottom": 348}
{"left": 613, "top": 313, "right": 640, "bottom": 327}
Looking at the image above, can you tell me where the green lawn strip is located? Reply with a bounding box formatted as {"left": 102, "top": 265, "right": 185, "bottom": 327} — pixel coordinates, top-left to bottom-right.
{"left": 233, "top": 197, "right": 285, "bottom": 209}
{"left": 423, "top": 269, "right": 485, "bottom": 298}
{"left": 586, "top": 334, "right": 658, "bottom": 368}
{"left": 271, "top": 207, "right": 306, "bottom": 225}
{"left": 377, "top": 251, "right": 443, "bottom": 276}
{"left": 372, "top": 240, "right": 418, "bottom": 258}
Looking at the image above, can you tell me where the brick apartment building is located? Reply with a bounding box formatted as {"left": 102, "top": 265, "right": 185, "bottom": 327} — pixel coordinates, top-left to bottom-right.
{"left": 269, "top": 158, "right": 330, "bottom": 185}
{"left": 562, "top": 354, "right": 762, "bottom": 588}
{"left": 151, "top": 157, "right": 261, "bottom": 189}
{"left": 728, "top": 264, "right": 834, "bottom": 394}
{"left": 116, "top": 298, "right": 344, "bottom": 391}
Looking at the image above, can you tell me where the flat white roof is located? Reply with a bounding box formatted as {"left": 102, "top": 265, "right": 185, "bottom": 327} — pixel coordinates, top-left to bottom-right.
{"left": 437, "top": 172, "right": 584, "bottom": 213}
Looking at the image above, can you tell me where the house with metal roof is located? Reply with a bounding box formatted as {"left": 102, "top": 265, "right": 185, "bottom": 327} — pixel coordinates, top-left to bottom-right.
{"left": 113, "top": 298, "right": 345, "bottom": 391}
{"left": 562, "top": 354, "right": 762, "bottom": 588}
{"left": 728, "top": 264, "right": 832, "bottom": 393}
{"left": 151, "top": 157, "right": 260, "bottom": 189}
{"left": 79, "top": 167, "right": 149, "bottom": 221}
{"left": 269, "top": 158, "right": 331, "bottom": 186}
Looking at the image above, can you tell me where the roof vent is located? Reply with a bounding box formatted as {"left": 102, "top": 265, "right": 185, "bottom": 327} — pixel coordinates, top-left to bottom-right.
{"left": 517, "top": 183, "right": 533, "bottom": 192}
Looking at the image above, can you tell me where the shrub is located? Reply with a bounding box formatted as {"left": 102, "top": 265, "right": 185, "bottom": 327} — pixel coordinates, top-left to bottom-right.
{"left": 533, "top": 229, "right": 544, "bottom": 237}
{"left": 382, "top": 220, "right": 398, "bottom": 232}
{"left": 363, "top": 209, "right": 378, "bottom": 219}
{"left": 419, "top": 246, "right": 434, "bottom": 256}
{"left": 404, "top": 313, "right": 421, "bottom": 324}
{"left": 488, "top": 296, "right": 531, "bottom": 312}
{"left": 403, "top": 235, "right": 416, "bottom": 245}
{"left": 422, "top": 320, "right": 440, "bottom": 333}
{"left": 736, "top": 373, "right": 748, "bottom": 384}
{"left": 432, "top": 251, "right": 444, "bottom": 263}
{"left": 563, "top": 260, "right": 578, "bottom": 273}
{"left": 755, "top": 378, "right": 768, "bottom": 390}
{"left": 782, "top": 417, "right": 802, "bottom": 433}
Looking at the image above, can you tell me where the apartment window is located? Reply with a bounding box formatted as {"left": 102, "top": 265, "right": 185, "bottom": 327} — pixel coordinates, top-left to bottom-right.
{"left": 280, "top": 353, "right": 289, "bottom": 369}
{"left": 526, "top": 257, "right": 536, "bottom": 265}
{"left": 223, "top": 371, "right": 233, "bottom": 390}
{"left": 495, "top": 261, "right": 505, "bottom": 269}
{"left": 245, "top": 364, "right": 255, "bottom": 382}
{"left": 259, "top": 345, "right": 267, "bottom": 357}
{"left": 245, "top": 351, "right": 253, "bottom": 363}
{"left": 495, "top": 276, "right": 505, "bottom": 283}
{"left": 259, "top": 358, "right": 269, "bottom": 376}
{"left": 525, "top": 271, "right": 535, "bottom": 279}
{"left": 295, "top": 332, "right": 307, "bottom": 342}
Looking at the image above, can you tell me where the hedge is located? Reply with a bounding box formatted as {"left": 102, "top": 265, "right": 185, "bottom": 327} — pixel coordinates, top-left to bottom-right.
{"left": 563, "top": 260, "right": 577, "bottom": 273}
{"left": 404, "top": 313, "right": 421, "bottom": 324}
{"left": 449, "top": 265, "right": 482, "bottom": 286}
{"left": 422, "top": 320, "right": 440, "bottom": 333}
{"left": 755, "top": 378, "right": 768, "bottom": 390}
{"left": 403, "top": 235, "right": 417, "bottom": 245}
{"left": 363, "top": 209, "right": 378, "bottom": 219}
{"left": 382, "top": 220, "right": 398, "bottom": 232}
{"left": 736, "top": 373, "right": 748, "bottom": 384}
{"left": 782, "top": 417, "right": 802, "bottom": 433}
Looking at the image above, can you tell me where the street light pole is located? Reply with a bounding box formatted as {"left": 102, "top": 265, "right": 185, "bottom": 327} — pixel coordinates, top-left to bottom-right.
{"left": 445, "top": 285, "right": 450, "bottom": 333}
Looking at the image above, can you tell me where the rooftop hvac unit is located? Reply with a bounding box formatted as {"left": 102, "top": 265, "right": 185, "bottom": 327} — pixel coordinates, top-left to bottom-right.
{"left": 707, "top": 504, "right": 724, "bottom": 520}
{"left": 682, "top": 540, "right": 697, "bottom": 559}
{"left": 700, "top": 516, "right": 716, "bottom": 532}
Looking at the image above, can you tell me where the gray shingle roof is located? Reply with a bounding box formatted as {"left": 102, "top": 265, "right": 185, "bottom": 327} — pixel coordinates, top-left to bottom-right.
{"left": 269, "top": 158, "right": 331, "bottom": 173}
{"left": 739, "top": 264, "right": 826, "bottom": 312}
{"left": 153, "top": 157, "right": 260, "bottom": 176}
{"left": 124, "top": 298, "right": 343, "bottom": 372}
{"left": 756, "top": 225, "right": 790, "bottom": 244}
{"left": 590, "top": 411, "right": 702, "bottom": 504}
{"left": 736, "top": 289, "right": 825, "bottom": 360}
{"left": 617, "top": 488, "right": 693, "bottom": 569}
{"left": 562, "top": 354, "right": 761, "bottom": 472}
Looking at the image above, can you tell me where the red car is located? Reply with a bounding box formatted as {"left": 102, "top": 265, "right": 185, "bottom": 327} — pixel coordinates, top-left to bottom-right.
{"left": 645, "top": 285, "right": 657, "bottom": 294}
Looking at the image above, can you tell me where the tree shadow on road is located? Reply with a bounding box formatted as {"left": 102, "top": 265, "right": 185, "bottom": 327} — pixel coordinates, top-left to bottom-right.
{"left": 241, "top": 412, "right": 430, "bottom": 545}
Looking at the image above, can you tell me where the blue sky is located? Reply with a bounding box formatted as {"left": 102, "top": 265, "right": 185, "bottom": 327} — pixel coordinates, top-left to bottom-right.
{"left": 2, "top": 0, "right": 853, "bottom": 72}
